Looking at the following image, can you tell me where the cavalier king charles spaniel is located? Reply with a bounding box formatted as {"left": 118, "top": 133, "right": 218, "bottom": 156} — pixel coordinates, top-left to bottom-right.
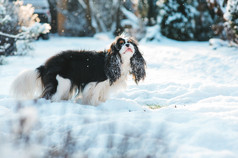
{"left": 10, "top": 36, "right": 146, "bottom": 105}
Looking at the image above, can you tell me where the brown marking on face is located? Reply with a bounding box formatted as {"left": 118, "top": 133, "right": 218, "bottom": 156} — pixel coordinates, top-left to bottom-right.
{"left": 119, "top": 39, "right": 125, "bottom": 44}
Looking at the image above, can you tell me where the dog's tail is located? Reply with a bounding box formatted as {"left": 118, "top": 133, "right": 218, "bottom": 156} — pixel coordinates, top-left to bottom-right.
{"left": 10, "top": 67, "right": 45, "bottom": 100}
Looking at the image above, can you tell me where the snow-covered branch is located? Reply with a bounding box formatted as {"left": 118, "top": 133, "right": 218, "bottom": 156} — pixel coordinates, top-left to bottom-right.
{"left": 0, "top": 1, "right": 51, "bottom": 56}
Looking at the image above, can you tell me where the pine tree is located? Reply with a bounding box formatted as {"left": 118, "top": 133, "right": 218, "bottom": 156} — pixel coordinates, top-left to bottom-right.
{"left": 159, "top": 0, "right": 198, "bottom": 41}
{"left": 158, "top": 0, "right": 215, "bottom": 41}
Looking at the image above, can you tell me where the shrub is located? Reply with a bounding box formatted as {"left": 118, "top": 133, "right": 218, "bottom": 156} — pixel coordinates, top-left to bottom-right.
{"left": 0, "top": 1, "right": 51, "bottom": 56}
{"left": 158, "top": 0, "right": 215, "bottom": 41}
{"left": 224, "top": 0, "right": 238, "bottom": 44}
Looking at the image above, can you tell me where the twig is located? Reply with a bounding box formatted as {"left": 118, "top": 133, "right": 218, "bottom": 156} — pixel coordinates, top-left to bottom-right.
{"left": 0, "top": 31, "right": 32, "bottom": 40}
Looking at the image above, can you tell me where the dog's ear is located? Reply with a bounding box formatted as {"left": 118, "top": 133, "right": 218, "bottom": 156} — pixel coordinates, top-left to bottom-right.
{"left": 130, "top": 43, "right": 146, "bottom": 84}
{"left": 105, "top": 42, "right": 122, "bottom": 85}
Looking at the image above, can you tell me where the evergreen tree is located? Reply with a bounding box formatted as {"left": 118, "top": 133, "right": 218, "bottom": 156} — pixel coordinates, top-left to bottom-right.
{"left": 159, "top": 0, "right": 197, "bottom": 41}
{"left": 158, "top": 0, "right": 215, "bottom": 41}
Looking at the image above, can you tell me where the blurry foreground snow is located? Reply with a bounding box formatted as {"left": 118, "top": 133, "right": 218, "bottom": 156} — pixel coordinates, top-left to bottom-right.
{"left": 0, "top": 35, "right": 238, "bottom": 158}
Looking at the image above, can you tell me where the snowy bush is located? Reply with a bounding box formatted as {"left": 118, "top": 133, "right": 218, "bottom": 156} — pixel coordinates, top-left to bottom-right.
{"left": 205, "top": 0, "right": 226, "bottom": 41}
{"left": 158, "top": 0, "right": 197, "bottom": 41}
{"left": 0, "top": 0, "right": 51, "bottom": 56}
{"left": 158, "top": 0, "right": 215, "bottom": 41}
{"left": 224, "top": 0, "right": 238, "bottom": 45}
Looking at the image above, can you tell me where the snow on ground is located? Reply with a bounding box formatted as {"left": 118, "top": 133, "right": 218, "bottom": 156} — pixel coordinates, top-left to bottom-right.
{"left": 0, "top": 35, "right": 238, "bottom": 157}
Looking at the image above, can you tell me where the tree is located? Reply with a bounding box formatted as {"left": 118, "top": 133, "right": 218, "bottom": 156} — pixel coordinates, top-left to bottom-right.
{"left": 48, "top": 0, "right": 58, "bottom": 33}
{"left": 158, "top": 0, "right": 198, "bottom": 41}
{"left": 147, "top": 0, "right": 157, "bottom": 26}
{"left": 114, "top": 0, "right": 124, "bottom": 36}
{"left": 158, "top": 0, "right": 216, "bottom": 41}
{"left": 138, "top": 0, "right": 157, "bottom": 26}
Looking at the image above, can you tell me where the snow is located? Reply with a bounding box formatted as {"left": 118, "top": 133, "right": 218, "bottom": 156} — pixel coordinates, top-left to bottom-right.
{"left": 1, "top": 34, "right": 238, "bottom": 157}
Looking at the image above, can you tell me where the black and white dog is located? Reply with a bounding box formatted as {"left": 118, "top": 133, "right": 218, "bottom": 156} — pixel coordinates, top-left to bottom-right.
{"left": 10, "top": 36, "right": 146, "bottom": 105}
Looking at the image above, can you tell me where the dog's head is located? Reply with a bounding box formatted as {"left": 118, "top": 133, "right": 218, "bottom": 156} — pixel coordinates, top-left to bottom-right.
{"left": 105, "top": 36, "right": 146, "bottom": 85}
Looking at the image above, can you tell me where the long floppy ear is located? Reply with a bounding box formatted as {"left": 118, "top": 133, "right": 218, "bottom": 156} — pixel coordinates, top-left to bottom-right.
{"left": 105, "top": 43, "right": 122, "bottom": 85}
{"left": 130, "top": 44, "right": 146, "bottom": 84}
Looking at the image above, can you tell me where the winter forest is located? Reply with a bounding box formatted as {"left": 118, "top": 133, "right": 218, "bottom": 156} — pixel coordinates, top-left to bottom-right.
{"left": 1, "top": 0, "right": 238, "bottom": 158}
{"left": 1, "top": 0, "right": 238, "bottom": 54}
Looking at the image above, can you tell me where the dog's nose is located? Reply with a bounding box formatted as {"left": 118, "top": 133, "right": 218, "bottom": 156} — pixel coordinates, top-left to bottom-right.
{"left": 126, "top": 43, "right": 130, "bottom": 47}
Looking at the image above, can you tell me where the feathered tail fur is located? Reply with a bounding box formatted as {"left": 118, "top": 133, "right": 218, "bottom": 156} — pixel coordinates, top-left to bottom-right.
{"left": 10, "top": 69, "right": 43, "bottom": 100}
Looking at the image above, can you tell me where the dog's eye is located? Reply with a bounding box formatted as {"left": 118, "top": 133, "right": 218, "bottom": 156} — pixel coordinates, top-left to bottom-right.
{"left": 128, "top": 40, "right": 133, "bottom": 44}
{"left": 119, "top": 40, "right": 125, "bottom": 45}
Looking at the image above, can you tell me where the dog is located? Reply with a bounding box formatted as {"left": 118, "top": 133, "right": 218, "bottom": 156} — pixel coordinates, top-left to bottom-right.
{"left": 10, "top": 36, "right": 146, "bottom": 105}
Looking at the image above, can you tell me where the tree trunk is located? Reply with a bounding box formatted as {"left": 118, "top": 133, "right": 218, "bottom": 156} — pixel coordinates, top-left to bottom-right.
{"left": 114, "top": 0, "right": 123, "bottom": 36}
{"left": 48, "top": 0, "right": 58, "bottom": 33}
{"left": 85, "top": 0, "right": 95, "bottom": 36}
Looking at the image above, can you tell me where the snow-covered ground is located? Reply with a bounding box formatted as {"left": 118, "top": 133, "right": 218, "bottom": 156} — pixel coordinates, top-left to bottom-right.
{"left": 0, "top": 35, "right": 238, "bottom": 158}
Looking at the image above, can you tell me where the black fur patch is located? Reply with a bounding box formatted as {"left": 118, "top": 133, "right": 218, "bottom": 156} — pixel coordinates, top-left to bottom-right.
{"left": 130, "top": 43, "right": 146, "bottom": 84}
{"left": 105, "top": 43, "right": 122, "bottom": 85}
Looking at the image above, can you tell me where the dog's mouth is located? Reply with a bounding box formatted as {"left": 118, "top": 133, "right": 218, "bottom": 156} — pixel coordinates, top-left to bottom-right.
{"left": 123, "top": 48, "right": 133, "bottom": 54}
